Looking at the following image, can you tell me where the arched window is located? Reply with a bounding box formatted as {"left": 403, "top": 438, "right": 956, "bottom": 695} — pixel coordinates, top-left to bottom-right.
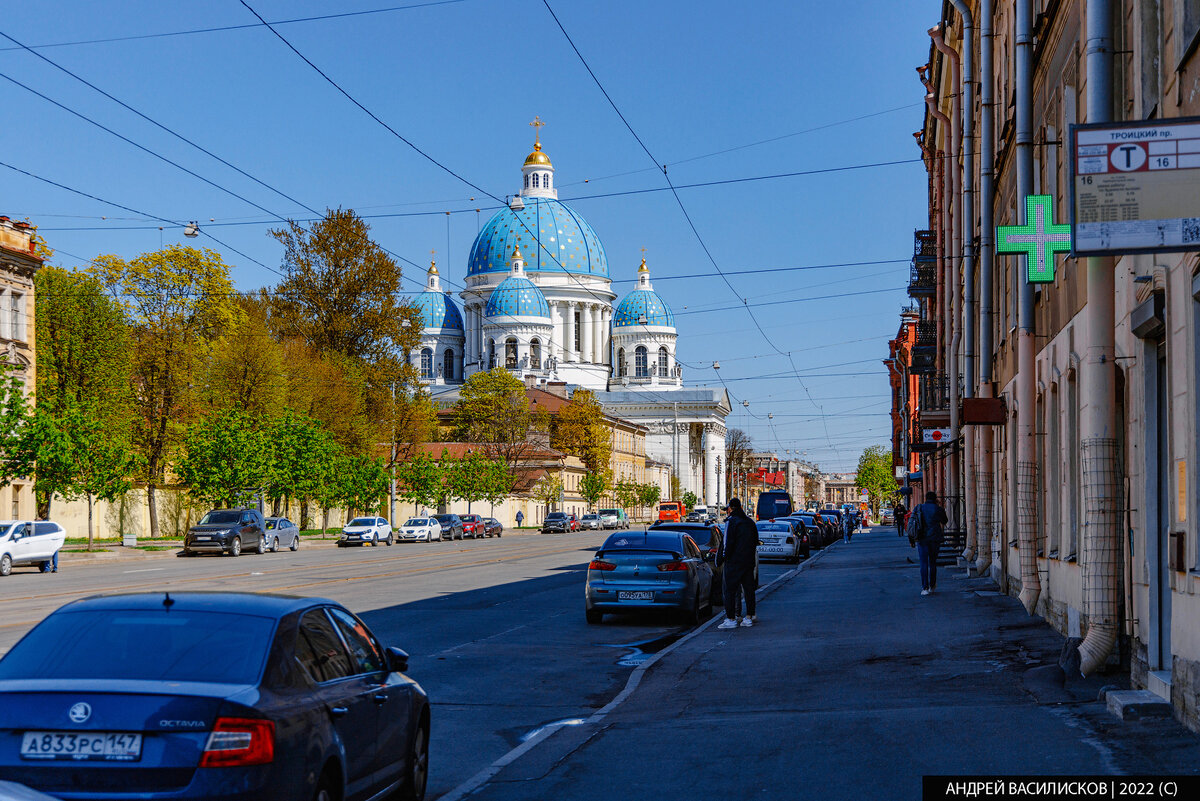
{"left": 488, "top": 339, "right": 496, "bottom": 369}
{"left": 658, "top": 346, "right": 669, "bottom": 377}
{"left": 420, "top": 348, "right": 433, "bottom": 379}
{"left": 505, "top": 337, "right": 518, "bottom": 368}
{"left": 444, "top": 348, "right": 455, "bottom": 380}
{"left": 532, "top": 173, "right": 540, "bottom": 188}
{"left": 524, "top": 174, "right": 529, "bottom": 188}
{"left": 543, "top": 173, "right": 551, "bottom": 188}
{"left": 635, "top": 346, "right": 648, "bottom": 378}
{"left": 530, "top": 338, "right": 541, "bottom": 369}
{"left": 617, "top": 348, "right": 627, "bottom": 377}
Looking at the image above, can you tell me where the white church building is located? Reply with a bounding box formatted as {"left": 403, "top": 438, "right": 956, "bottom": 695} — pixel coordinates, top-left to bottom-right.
{"left": 412, "top": 126, "right": 730, "bottom": 506}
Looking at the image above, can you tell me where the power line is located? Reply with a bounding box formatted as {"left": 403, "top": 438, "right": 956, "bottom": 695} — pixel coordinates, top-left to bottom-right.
{"left": 674, "top": 286, "right": 906, "bottom": 316}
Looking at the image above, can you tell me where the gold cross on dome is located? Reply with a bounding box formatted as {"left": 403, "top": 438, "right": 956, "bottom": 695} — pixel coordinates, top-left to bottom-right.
{"left": 530, "top": 115, "right": 545, "bottom": 146}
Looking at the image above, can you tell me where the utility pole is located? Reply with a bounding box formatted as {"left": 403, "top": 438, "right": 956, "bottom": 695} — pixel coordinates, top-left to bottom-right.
{"left": 389, "top": 381, "right": 397, "bottom": 527}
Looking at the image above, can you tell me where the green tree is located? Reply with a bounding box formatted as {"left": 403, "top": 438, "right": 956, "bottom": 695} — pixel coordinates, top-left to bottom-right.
{"left": 265, "top": 409, "right": 335, "bottom": 517}
{"left": 396, "top": 450, "right": 444, "bottom": 516}
{"left": 479, "top": 459, "right": 514, "bottom": 515}
{"left": 550, "top": 388, "right": 611, "bottom": 473}
{"left": 202, "top": 292, "right": 286, "bottom": 419}
{"left": 580, "top": 471, "right": 609, "bottom": 511}
{"left": 0, "top": 369, "right": 29, "bottom": 492}
{"left": 336, "top": 455, "right": 390, "bottom": 518}
{"left": 177, "top": 409, "right": 269, "bottom": 508}
{"left": 532, "top": 473, "right": 563, "bottom": 513}
{"left": 614, "top": 479, "right": 639, "bottom": 518}
{"left": 446, "top": 450, "right": 492, "bottom": 513}
{"left": 93, "top": 245, "right": 242, "bottom": 537}
{"left": 638, "top": 482, "right": 662, "bottom": 518}
{"left": 452, "top": 369, "right": 547, "bottom": 479}
{"left": 681, "top": 490, "right": 698, "bottom": 511}
{"left": 855, "top": 444, "right": 897, "bottom": 515}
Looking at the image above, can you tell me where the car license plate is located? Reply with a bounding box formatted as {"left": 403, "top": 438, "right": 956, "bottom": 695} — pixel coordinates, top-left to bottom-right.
{"left": 618, "top": 591, "right": 654, "bottom": 601}
{"left": 21, "top": 731, "right": 142, "bottom": 761}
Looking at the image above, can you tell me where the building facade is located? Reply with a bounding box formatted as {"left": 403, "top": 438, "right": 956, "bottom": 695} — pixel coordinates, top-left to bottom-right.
{"left": 0, "top": 217, "right": 41, "bottom": 521}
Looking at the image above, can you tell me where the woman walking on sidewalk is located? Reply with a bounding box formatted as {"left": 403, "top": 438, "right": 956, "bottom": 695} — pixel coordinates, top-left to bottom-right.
{"left": 717, "top": 497, "right": 758, "bottom": 629}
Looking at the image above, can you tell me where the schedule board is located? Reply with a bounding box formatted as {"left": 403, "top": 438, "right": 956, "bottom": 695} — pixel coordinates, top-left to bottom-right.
{"left": 1070, "top": 117, "right": 1200, "bottom": 256}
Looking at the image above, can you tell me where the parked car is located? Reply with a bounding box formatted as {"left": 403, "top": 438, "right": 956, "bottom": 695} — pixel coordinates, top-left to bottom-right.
{"left": 567, "top": 514, "right": 581, "bottom": 532}
{"left": 755, "top": 490, "right": 794, "bottom": 521}
{"left": 579, "top": 513, "right": 602, "bottom": 530}
{"left": 649, "top": 521, "right": 724, "bottom": 597}
{"left": 480, "top": 517, "right": 503, "bottom": 537}
{"left": 542, "top": 512, "right": 572, "bottom": 533}
{"left": 0, "top": 592, "right": 430, "bottom": 801}
{"left": 585, "top": 530, "right": 715, "bottom": 625}
{"left": 0, "top": 521, "right": 66, "bottom": 577}
{"left": 459, "top": 514, "right": 484, "bottom": 539}
{"left": 182, "top": 509, "right": 267, "bottom": 557}
{"left": 881, "top": 507, "right": 895, "bottom": 525}
{"left": 756, "top": 519, "right": 807, "bottom": 563}
{"left": 684, "top": 511, "right": 701, "bottom": 522}
{"left": 397, "top": 517, "right": 441, "bottom": 542}
{"left": 598, "top": 508, "right": 630, "bottom": 530}
{"left": 263, "top": 518, "right": 301, "bottom": 552}
{"left": 338, "top": 516, "right": 393, "bottom": 547}
{"left": 433, "top": 514, "right": 464, "bottom": 541}
{"left": 786, "top": 512, "right": 827, "bottom": 547}
{"left": 817, "top": 510, "right": 842, "bottom": 538}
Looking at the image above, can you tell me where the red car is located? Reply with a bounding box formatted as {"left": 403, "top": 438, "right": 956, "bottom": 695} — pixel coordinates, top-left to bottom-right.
{"left": 567, "top": 514, "right": 580, "bottom": 532}
{"left": 460, "top": 514, "right": 484, "bottom": 539}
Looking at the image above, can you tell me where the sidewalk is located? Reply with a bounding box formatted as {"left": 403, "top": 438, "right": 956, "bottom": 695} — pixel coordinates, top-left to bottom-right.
{"left": 454, "top": 527, "right": 1200, "bottom": 801}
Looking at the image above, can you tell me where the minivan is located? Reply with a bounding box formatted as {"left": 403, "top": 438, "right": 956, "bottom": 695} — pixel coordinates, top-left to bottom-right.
{"left": 756, "top": 491, "right": 793, "bottom": 521}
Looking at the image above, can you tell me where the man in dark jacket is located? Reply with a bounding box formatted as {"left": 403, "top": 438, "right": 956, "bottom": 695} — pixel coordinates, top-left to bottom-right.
{"left": 894, "top": 502, "right": 908, "bottom": 539}
{"left": 717, "top": 497, "right": 758, "bottom": 629}
{"left": 907, "top": 491, "right": 948, "bottom": 595}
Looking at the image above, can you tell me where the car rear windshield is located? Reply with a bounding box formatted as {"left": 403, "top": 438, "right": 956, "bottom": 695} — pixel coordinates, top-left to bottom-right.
{"left": 198, "top": 511, "right": 240, "bottom": 525}
{"left": 757, "top": 522, "right": 791, "bottom": 533}
{"left": 601, "top": 532, "right": 683, "bottom": 552}
{"left": 0, "top": 609, "right": 274, "bottom": 684}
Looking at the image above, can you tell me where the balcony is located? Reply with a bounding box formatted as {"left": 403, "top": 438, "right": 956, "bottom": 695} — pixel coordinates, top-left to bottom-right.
{"left": 915, "top": 320, "right": 937, "bottom": 347}
{"left": 913, "top": 230, "right": 937, "bottom": 260}
{"left": 908, "top": 262, "right": 937, "bottom": 298}
{"left": 920, "top": 374, "right": 950, "bottom": 411}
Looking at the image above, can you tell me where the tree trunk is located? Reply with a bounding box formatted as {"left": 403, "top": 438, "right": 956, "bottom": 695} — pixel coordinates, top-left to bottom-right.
{"left": 147, "top": 481, "right": 160, "bottom": 539}
{"left": 321, "top": 507, "right": 328, "bottom": 538}
{"left": 87, "top": 492, "right": 94, "bottom": 552}
{"left": 272, "top": 496, "right": 281, "bottom": 517}
{"left": 300, "top": 497, "right": 310, "bottom": 530}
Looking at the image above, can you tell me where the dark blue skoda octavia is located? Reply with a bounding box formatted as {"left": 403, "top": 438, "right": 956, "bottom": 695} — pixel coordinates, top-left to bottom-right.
{"left": 0, "top": 592, "right": 429, "bottom": 801}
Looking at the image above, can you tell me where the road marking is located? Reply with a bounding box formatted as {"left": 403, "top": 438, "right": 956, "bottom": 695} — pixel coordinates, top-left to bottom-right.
{"left": 122, "top": 568, "right": 166, "bottom": 574}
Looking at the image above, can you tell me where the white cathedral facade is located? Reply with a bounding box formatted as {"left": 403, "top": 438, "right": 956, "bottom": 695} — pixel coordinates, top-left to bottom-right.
{"left": 412, "top": 129, "right": 730, "bottom": 505}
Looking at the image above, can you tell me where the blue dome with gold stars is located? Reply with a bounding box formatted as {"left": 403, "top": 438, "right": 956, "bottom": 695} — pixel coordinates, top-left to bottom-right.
{"left": 469, "top": 197, "right": 608, "bottom": 278}
{"left": 485, "top": 275, "right": 551, "bottom": 319}
{"left": 413, "top": 290, "right": 463, "bottom": 331}
{"left": 614, "top": 288, "right": 675, "bottom": 328}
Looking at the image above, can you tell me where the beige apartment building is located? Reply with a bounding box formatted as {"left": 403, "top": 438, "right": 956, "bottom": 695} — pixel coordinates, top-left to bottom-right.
{"left": 903, "top": 0, "right": 1200, "bottom": 730}
{"left": 0, "top": 217, "right": 41, "bottom": 521}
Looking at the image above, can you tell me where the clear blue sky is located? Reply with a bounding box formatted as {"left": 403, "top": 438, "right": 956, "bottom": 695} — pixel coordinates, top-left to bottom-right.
{"left": 2, "top": 0, "right": 934, "bottom": 472}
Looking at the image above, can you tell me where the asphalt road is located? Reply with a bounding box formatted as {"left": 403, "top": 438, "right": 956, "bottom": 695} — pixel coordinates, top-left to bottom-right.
{"left": 0, "top": 530, "right": 794, "bottom": 799}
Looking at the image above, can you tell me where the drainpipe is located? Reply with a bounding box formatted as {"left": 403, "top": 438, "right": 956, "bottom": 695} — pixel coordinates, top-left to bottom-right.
{"left": 1015, "top": 0, "right": 1041, "bottom": 614}
{"left": 925, "top": 72, "right": 952, "bottom": 502}
{"left": 975, "top": 0, "right": 995, "bottom": 575}
{"left": 931, "top": 25, "right": 962, "bottom": 533}
{"left": 1078, "top": 0, "right": 1119, "bottom": 676}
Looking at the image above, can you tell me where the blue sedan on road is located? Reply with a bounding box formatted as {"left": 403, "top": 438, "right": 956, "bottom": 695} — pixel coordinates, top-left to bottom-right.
{"left": 0, "top": 592, "right": 430, "bottom": 801}
{"left": 585, "top": 530, "right": 715, "bottom": 625}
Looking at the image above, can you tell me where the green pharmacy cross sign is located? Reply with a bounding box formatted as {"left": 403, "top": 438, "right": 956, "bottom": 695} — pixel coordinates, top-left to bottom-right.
{"left": 996, "top": 194, "right": 1072, "bottom": 283}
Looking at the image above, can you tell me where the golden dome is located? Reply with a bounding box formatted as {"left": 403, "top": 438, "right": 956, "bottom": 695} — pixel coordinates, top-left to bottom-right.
{"left": 638, "top": 256, "right": 649, "bottom": 273}
{"left": 428, "top": 257, "right": 438, "bottom": 275}
{"left": 511, "top": 245, "right": 523, "bottom": 261}
{"left": 524, "top": 145, "right": 552, "bottom": 167}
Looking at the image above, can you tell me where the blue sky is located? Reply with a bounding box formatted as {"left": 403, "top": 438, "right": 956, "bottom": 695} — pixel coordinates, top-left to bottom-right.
{"left": 2, "top": 0, "right": 933, "bottom": 472}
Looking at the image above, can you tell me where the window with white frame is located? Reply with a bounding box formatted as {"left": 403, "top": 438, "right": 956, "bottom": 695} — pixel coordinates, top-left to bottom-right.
{"left": 635, "top": 346, "right": 648, "bottom": 378}
{"left": 420, "top": 348, "right": 433, "bottom": 379}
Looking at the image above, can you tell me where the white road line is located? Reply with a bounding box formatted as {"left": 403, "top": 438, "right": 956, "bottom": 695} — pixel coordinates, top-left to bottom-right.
{"left": 121, "top": 568, "right": 166, "bottom": 574}
{"left": 436, "top": 547, "right": 833, "bottom": 801}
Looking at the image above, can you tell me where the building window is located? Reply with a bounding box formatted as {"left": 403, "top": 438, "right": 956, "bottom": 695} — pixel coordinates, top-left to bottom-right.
{"left": 530, "top": 338, "right": 541, "bottom": 369}
{"left": 9, "top": 292, "right": 22, "bottom": 341}
{"left": 420, "top": 348, "right": 433, "bottom": 379}
{"left": 1066, "top": 369, "right": 1080, "bottom": 560}
{"left": 443, "top": 348, "right": 455, "bottom": 380}
{"left": 635, "top": 346, "right": 648, "bottom": 378}
{"left": 524, "top": 174, "right": 529, "bottom": 188}
{"left": 544, "top": 173, "right": 551, "bottom": 188}
{"left": 488, "top": 339, "right": 496, "bottom": 369}
{"left": 574, "top": 311, "right": 581, "bottom": 352}
{"left": 658, "top": 346, "right": 669, "bottom": 377}
{"left": 618, "top": 348, "right": 627, "bottom": 377}
{"left": 505, "top": 337, "right": 518, "bottom": 368}
{"left": 532, "top": 173, "right": 540, "bottom": 188}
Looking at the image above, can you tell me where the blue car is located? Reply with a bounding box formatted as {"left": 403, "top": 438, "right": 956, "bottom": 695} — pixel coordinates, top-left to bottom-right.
{"left": 0, "top": 592, "right": 430, "bottom": 801}
{"left": 585, "top": 530, "right": 715, "bottom": 625}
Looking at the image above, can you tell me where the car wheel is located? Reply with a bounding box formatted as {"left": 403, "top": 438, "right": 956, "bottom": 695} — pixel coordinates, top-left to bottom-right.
{"left": 370, "top": 532, "right": 379, "bottom": 546}
{"left": 290, "top": 535, "right": 300, "bottom": 551}
{"left": 585, "top": 608, "right": 602, "bottom": 624}
{"left": 229, "top": 536, "right": 242, "bottom": 557}
{"left": 397, "top": 715, "right": 430, "bottom": 801}
{"left": 683, "top": 595, "right": 702, "bottom": 626}
{"left": 271, "top": 536, "right": 280, "bottom": 553}
{"left": 1, "top": 554, "right": 11, "bottom": 576}
{"left": 254, "top": 535, "right": 267, "bottom": 555}
{"left": 385, "top": 533, "right": 393, "bottom": 546}
{"left": 312, "top": 766, "right": 338, "bottom": 801}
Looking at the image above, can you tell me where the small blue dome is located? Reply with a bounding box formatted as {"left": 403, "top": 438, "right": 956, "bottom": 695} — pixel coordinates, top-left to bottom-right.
{"left": 613, "top": 289, "right": 675, "bottom": 328}
{"left": 485, "top": 275, "right": 551, "bottom": 319}
{"left": 413, "top": 290, "right": 464, "bottom": 330}
{"left": 469, "top": 197, "right": 608, "bottom": 278}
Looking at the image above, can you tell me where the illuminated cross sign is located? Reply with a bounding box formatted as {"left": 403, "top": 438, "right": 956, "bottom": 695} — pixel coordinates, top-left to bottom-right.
{"left": 996, "top": 194, "right": 1072, "bottom": 283}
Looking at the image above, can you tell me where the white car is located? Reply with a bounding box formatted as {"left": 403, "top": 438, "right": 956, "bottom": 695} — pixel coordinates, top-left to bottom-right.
{"left": 0, "top": 520, "right": 67, "bottom": 577}
{"left": 337, "top": 516, "right": 393, "bottom": 547}
{"left": 755, "top": 519, "right": 806, "bottom": 564}
{"left": 579, "top": 513, "right": 602, "bottom": 530}
{"left": 397, "top": 517, "right": 442, "bottom": 542}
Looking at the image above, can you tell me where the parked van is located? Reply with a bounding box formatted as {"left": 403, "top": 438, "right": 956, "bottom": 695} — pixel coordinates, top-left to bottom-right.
{"left": 658, "top": 501, "right": 684, "bottom": 522}
{"left": 756, "top": 491, "right": 794, "bottom": 521}
{"left": 1, "top": 520, "right": 67, "bottom": 576}
{"left": 598, "top": 508, "right": 630, "bottom": 530}
{"left": 692, "top": 504, "right": 710, "bottom": 521}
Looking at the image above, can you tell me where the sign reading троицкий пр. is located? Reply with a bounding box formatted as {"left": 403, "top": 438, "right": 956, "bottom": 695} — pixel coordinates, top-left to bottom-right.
{"left": 1070, "top": 116, "right": 1200, "bottom": 256}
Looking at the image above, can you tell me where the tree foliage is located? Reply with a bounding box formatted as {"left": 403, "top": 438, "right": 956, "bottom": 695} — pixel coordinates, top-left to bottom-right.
{"left": 550, "top": 389, "right": 611, "bottom": 473}
{"left": 580, "top": 471, "right": 609, "bottom": 510}
{"left": 396, "top": 450, "right": 443, "bottom": 515}
{"left": 452, "top": 369, "right": 547, "bottom": 477}
{"left": 446, "top": 450, "right": 494, "bottom": 513}
{"left": 532, "top": 472, "right": 563, "bottom": 511}
{"left": 638, "top": 482, "right": 662, "bottom": 514}
{"left": 681, "top": 490, "right": 698, "bottom": 510}
{"left": 176, "top": 408, "right": 268, "bottom": 509}
{"left": 855, "top": 444, "right": 897, "bottom": 514}
{"left": 614, "top": 479, "right": 639, "bottom": 515}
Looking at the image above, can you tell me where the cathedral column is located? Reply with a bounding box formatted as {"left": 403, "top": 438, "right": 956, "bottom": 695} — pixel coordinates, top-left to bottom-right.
{"left": 463, "top": 304, "right": 476, "bottom": 367}
{"left": 581, "top": 303, "right": 594, "bottom": 365}
{"left": 553, "top": 302, "right": 568, "bottom": 362}
{"left": 703, "top": 425, "right": 720, "bottom": 507}
{"left": 566, "top": 301, "right": 579, "bottom": 361}
{"left": 590, "top": 305, "right": 602, "bottom": 364}
{"left": 601, "top": 308, "right": 612, "bottom": 366}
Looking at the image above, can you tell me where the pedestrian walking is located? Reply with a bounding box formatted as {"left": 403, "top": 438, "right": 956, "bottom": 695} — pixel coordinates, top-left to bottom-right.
{"left": 906, "top": 491, "right": 948, "bottom": 595}
{"left": 842, "top": 511, "right": 853, "bottom": 543}
{"left": 894, "top": 502, "right": 908, "bottom": 539}
{"left": 716, "top": 497, "right": 758, "bottom": 629}
{"left": 515, "top": 510, "right": 524, "bottom": 528}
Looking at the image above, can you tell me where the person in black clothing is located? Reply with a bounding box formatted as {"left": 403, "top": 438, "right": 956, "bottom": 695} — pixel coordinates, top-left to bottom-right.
{"left": 893, "top": 502, "right": 907, "bottom": 539}
{"left": 717, "top": 497, "right": 758, "bottom": 629}
{"left": 907, "top": 491, "right": 949, "bottom": 595}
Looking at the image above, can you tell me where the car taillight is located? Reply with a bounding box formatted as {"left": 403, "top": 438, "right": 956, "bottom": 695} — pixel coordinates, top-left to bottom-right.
{"left": 785, "top": 537, "right": 794, "bottom": 545}
{"left": 200, "top": 717, "right": 275, "bottom": 767}
{"left": 657, "top": 560, "right": 689, "bottom": 572}
{"left": 589, "top": 559, "right": 616, "bottom": 571}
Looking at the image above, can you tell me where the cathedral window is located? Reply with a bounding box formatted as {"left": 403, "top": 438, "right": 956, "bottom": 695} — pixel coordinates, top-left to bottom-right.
{"left": 420, "top": 348, "right": 434, "bottom": 379}
{"left": 543, "top": 173, "right": 551, "bottom": 188}
{"left": 444, "top": 348, "right": 455, "bottom": 380}
{"left": 505, "top": 337, "right": 518, "bottom": 368}
{"left": 635, "top": 346, "right": 648, "bottom": 378}
{"left": 488, "top": 339, "right": 496, "bottom": 369}
{"left": 532, "top": 173, "right": 540, "bottom": 188}
{"left": 524, "top": 174, "right": 529, "bottom": 188}
{"left": 574, "top": 312, "right": 581, "bottom": 352}
{"left": 618, "top": 348, "right": 627, "bottom": 377}
{"left": 658, "top": 346, "right": 669, "bottom": 377}
{"left": 530, "top": 338, "right": 541, "bottom": 369}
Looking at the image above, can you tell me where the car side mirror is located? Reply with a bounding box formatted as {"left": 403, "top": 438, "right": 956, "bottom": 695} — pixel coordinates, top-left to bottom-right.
{"left": 387, "top": 646, "right": 410, "bottom": 673}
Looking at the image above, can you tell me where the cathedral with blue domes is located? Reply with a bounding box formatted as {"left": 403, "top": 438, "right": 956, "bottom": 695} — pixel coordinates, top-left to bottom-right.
{"left": 413, "top": 124, "right": 730, "bottom": 506}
